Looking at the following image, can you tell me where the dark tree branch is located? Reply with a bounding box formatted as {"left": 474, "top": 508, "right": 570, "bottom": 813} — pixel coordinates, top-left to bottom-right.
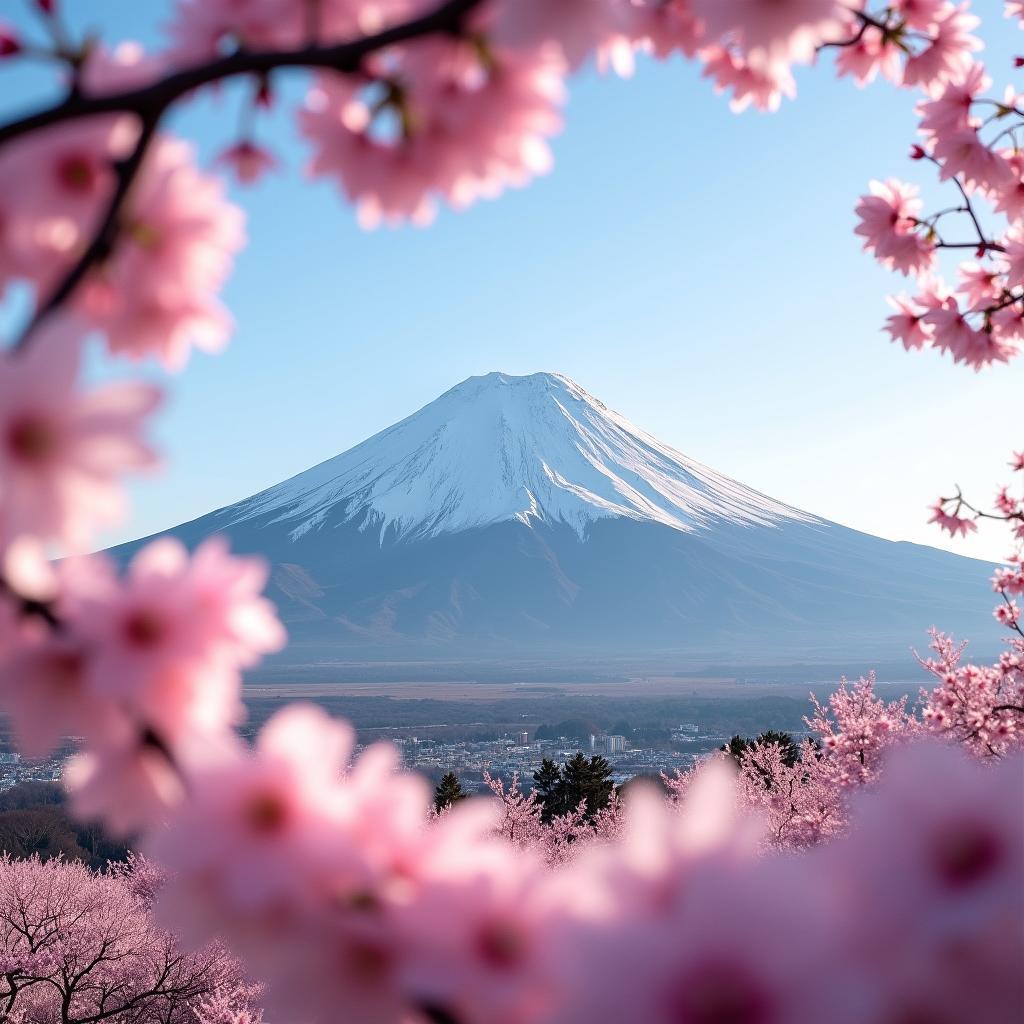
{"left": 0, "top": 577, "right": 61, "bottom": 629}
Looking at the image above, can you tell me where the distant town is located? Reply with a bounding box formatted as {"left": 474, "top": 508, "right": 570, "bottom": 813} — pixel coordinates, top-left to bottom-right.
{"left": 0, "top": 724, "right": 735, "bottom": 796}
{"left": 0, "top": 749, "right": 63, "bottom": 789}
{"left": 370, "top": 723, "right": 734, "bottom": 791}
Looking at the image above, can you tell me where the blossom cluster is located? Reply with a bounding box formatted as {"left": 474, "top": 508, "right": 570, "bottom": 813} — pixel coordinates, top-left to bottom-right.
{"left": 150, "top": 704, "right": 1023, "bottom": 1024}
{"left": 921, "top": 453, "right": 1024, "bottom": 757}
{"left": 0, "top": 853, "right": 259, "bottom": 1024}
{"left": 854, "top": 27, "right": 1024, "bottom": 368}
{"left": 482, "top": 770, "right": 624, "bottom": 865}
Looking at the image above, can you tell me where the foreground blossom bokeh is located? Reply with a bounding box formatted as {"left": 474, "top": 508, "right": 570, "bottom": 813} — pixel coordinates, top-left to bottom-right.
{"left": 1, "top": 1, "right": 1023, "bottom": 1022}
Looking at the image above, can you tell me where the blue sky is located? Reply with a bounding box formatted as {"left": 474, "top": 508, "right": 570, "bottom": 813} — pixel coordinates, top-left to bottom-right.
{"left": 1, "top": 1, "right": 1019, "bottom": 562}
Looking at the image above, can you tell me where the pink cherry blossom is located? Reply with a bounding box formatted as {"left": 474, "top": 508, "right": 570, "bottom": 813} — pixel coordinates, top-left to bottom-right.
{"left": 152, "top": 706, "right": 433, "bottom": 1024}
{"left": 78, "top": 136, "right": 246, "bottom": 370}
{"left": 0, "top": 316, "right": 160, "bottom": 555}
{"left": 64, "top": 735, "right": 191, "bottom": 837}
{"left": 63, "top": 536, "right": 284, "bottom": 742}
{"left": 895, "top": 0, "right": 951, "bottom": 30}
{"left": 1001, "top": 227, "right": 1024, "bottom": 288}
{"left": 835, "top": 24, "right": 903, "bottom": 86}
{"left": 916, "top": 62, "right": 989, "bottom": 138}
{"left": 299, "top": 39, "right": 566, "bottom": 228}
{"left": 80, "top": 41, "right": 166, "bottom": 94}
{"left": 0, "top": 116, "right": 138, "bottom": 296}
{"left": 928, "top": 499, "right": 978, "bottom": 536}
{"left": 992, "top": 302, "right": 1024, "bottom": 341}
{"left": 700, "top": 45, "right": 796, "bottom": 113}
{"left": 931, "top": 126, "right": 1012, "bottom": 194}
{"left": 924, "top": 294, "right": 1016, "bottom": 367}
{"left": 902, "top": 3, "right": 982, "bottom": 92}
{"left": 854, "top": 178, "right": 936, "bottom": 276}
{"left": 165, "top": 0, "right": 306, "bottom": 64}
{"left": 0, "top": 629, "right": 127, "bottom": 758}
{"left": 151, "top": 705, "right": 355, "bottom": 918}
{"left": 489, "top": 0, "right": 622, "bottom": 69}
{"left": 398, "top": 832, "right": 559, "bottom": 1024}
{"left": 994, "top": 599, "right": 1020, "bottom": 625}
{"left": 919, "top": 629, "right": 1024, "bottom": 757}
{"left": 691, "top": 0, "right": 848, "bottom": 71}
{"left": 885, "top": 293, "right": 934, "bottom": 349}
{"left": 620, "top": 0, "right": 705, "bottom": 60}
{"left": 829, "top": 742, "right": 1024, "bottom": 1023}
{"left": 957, "top": 260, "right": 1003, "bottom": 309}
{"left": 552, "top": 850, "right": 855, "bottom": 1024}
{"left": 991, "top": 148, "right": 1024, "bottom": 223}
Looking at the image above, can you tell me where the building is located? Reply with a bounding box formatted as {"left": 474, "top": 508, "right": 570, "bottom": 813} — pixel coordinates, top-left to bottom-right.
{"left": 516, "top": 731, "right": 530, "bottom": 746}
{"left": 606, "top": 735, "right": 627, "bottom": 754}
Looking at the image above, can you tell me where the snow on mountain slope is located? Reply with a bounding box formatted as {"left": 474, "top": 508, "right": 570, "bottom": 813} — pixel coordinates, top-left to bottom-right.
{"left": 226, "top": 372, "right": 817, "bottom": 542}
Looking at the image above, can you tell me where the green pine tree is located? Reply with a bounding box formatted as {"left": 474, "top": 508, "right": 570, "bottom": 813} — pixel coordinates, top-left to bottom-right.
{"left": 433, "top": 771, "right": 468, "bottom": 812}
{"left": 557, "top": 753, "right": 615, "bottom": 822}
{"left": 532, "top": 758, "right": 563, "bottom": 823}
{"left": 722, "top": 731, "right": 800, "bottom": 769}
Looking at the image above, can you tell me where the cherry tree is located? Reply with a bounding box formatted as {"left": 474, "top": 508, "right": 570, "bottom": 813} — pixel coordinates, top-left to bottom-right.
{"left": 0, "top": 854, "right": 256, "bottom": 1024}
{"left": 484, "top": 771, "right": 623, "bottom": 864}
{"left": 0, "top": 1, "right": 1022, "bottom": 1022}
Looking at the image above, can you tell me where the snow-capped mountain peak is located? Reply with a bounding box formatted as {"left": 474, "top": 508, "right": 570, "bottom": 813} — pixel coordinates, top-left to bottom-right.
{"left": 226, "top": 371, "right": 815, "bottom": 542}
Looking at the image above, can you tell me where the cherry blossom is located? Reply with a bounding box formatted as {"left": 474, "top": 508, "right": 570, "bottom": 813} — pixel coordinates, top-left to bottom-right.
{"left": 0, "top": 630, "right": 125, "bottom": 758}
{"left": 700, "top": 45, "right": 796, "bottom": 114}
{"left": 928, "top": 498, "right": 979, "bottom": 536}
{"left": 828, "top": 742, "right": 1024, "bottom": 1023}
{"left": 834, "top": 22, "right": 903, "bottom": 86}
{"left": 0, "top": 116, "right": 136, "bottom": 297}
{"left": 165, "top": 0, "right": 307, "bottom": 64}
{"left": 78, "top": 137, "right": 246, "bottom": 369}
{"left": 884, "top": 293, "right": 933, "bottom": 349}
{"left": 0, "top": 317, "right": 161, "bottom": 556}
{"left": 299, "top": 38, "right": 566, "bottom": 227}
{"left": 62, "top": 536, "right": 284, "bottom": 743}
{"left": 901, "top": 3, "right": 982, "bottom": 92}
{"left": 490, "top": 0, "right": 621, "bottom": 69}
{"left": 619, "top": 0, "right": 705, "bottom": 61}
{"left": 854, "top": 179, "right": 936, "bottom": 276}
{"left": 690, "top": 0, "right": 848, "bottom": 72}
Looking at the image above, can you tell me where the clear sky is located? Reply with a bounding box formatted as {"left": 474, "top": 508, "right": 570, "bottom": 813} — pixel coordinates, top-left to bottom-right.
{"left": 1, "top": 1, "right": 1019, "bottom": 563}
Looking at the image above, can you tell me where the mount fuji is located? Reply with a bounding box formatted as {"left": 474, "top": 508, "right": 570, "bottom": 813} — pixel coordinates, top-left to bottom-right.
{"left": 113, "top": 372, "right": 996, "bottom": 670}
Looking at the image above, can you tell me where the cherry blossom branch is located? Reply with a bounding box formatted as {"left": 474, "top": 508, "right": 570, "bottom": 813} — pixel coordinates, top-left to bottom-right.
{"left": 0, "top": 0, "right": 485, "bottom": 147}
{"left": 3, "top": 0, "right": 486, "bottom": 351}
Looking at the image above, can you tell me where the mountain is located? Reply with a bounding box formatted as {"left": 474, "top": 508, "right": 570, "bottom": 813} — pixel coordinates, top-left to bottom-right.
{"left": 112, "top": 372, "right": 997, "bottom": 672}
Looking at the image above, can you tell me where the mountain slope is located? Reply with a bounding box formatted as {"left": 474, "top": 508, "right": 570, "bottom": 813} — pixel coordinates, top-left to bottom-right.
{"left": 112, "top": 372, "right": 998, "bottom": 670}
{"left": 225, "top": 372, "right": 814, "bottom": 541}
